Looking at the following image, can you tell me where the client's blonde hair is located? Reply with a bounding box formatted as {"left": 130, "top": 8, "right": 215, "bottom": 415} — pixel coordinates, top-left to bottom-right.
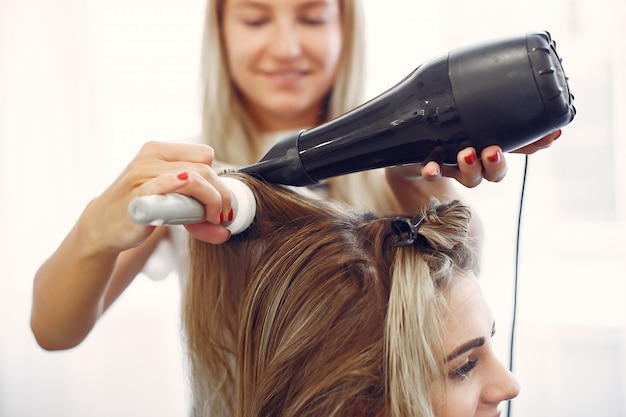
{"left": 182, "top": 173, "right": 477, "bottom": 417}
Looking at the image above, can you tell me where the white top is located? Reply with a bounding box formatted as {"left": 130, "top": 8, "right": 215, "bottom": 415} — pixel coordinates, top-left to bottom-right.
{"left": 141, "top": 225, "right": 188, "bottom": 285}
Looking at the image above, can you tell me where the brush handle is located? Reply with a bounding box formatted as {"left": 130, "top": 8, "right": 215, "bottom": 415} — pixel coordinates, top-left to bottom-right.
{"left": 128, "top": 177, "right": 256, "bottom": 234}
{"left": 128, "top": 193, "right": 204, "bottom": 225}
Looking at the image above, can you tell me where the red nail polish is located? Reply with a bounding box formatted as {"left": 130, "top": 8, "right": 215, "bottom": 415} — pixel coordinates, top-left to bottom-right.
{"left": 227, "top": 208, "right": 233, "bottom": 222}
{"left": 177, "top": 172, "right": 189, "bottom": 180}
{"left": 219, "top": 211, "right": 224, "bottom": 223}
{"left": 464, "top": 152, "right": 477, "bottom": 165}
{"left": 487, "top": 152, "right": 500, "bottom": 164}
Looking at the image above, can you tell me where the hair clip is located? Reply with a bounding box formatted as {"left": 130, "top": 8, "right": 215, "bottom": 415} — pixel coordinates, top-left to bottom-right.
{"left": 391, "top": 213, "right": 427, "bottom": 247}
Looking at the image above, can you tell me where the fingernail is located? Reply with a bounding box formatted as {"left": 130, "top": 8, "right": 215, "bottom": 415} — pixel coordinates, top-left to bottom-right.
{"left": 177, "top": 172, "right": 189, "bottom": 180}
{"left": 219, "top": 211, "right": 224, "bottom": 223}
{"left": 554, "top": 129, "right": 562, "bottom": 140}
{"left": 464, "top": 151, "right": 477, "bottom": 165}
{"left": 487, "top": 151, "right": 500, "bottom": 164}
{"left": 227, "top": 208, "right": 233, "bottom": 222}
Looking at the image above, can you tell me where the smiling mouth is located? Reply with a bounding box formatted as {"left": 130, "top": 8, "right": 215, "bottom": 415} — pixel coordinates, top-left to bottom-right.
{"left": 263, "top": 70, "right": 310, "bottom": 79}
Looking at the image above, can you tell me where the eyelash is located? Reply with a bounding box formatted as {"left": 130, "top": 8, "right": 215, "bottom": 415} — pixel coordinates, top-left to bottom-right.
{"left": 301, "top": 17, "right": 327, "bottom": 25}
{"left": 241, "top": 17, "right": 328, "bottom": 27}
{"left": 243, "top": 19, "right": 267, "bottom": 27}
{"left": 450, "top": 359, "right": 478, "bottom": 381}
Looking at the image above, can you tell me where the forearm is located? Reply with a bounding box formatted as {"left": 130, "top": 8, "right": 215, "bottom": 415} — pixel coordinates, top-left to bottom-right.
{"left": 31, "top": 218, "right": 119, "bottom": 350}
{"left": 30, "top": 141, "right": 229, "bottom": 350}
{"left": 30, "top": 196, "right": 166, "bottom": 350}
{"left": 385, "top": 168, "right": 459, "bottom": 211}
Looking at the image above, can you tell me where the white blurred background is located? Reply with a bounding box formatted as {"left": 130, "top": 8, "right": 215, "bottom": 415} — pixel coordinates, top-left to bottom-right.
{"left": 1, "top": 0, "right": 624, "bottom": 416}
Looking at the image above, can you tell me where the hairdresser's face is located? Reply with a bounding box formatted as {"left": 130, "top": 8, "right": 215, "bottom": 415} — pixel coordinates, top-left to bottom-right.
{"left": 432, "top": 274, "right": 520, "bottom": 417}
{"left": 221, "top": 0, "right": 342, "bottom": 132}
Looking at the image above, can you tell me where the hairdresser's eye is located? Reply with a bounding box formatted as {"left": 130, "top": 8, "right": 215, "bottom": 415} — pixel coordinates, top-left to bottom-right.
{"left": 298, "top": 5, "right": 337, "bottom": 26}
{"left": 299, "top": 14, "right": 328, "bottom": 25}
{"left": 242, "top": 17, "right": 269, "bottom": 27}
{"left": 234, "top": 9, "right": 270, "bottom": 27}
{"left": 450, "top": 359, "right": 478, "bottom": 381}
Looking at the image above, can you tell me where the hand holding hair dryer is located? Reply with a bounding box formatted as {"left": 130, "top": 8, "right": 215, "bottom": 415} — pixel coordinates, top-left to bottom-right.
{"left": 240, "top": 30, "right": 575, "bottom": 185}
{"left": 129, "top": 31, "right": 576, "bottom": 229}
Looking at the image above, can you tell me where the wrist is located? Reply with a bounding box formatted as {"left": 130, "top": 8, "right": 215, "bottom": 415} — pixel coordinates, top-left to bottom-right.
{"left": 386, "top": 164, "right": 422, "bottom": 180}
{"left": 77, "top": 197, "right": 130, "bottom": 257}
{"left": 385, "top": 168, "right": 459, "bottom": 213}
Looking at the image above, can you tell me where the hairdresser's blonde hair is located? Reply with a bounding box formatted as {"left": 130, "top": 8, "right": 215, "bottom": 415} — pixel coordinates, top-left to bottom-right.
{"left": 182, "top": 173, "right": 478, "bottom": 417}
{"left": 199, "top": 0, "right": 391, "bottom": 213}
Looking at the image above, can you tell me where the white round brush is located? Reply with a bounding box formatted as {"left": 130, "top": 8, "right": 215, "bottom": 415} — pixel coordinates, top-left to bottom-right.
{"left": 128, "top": 176, "right": 256, "bottom": 235}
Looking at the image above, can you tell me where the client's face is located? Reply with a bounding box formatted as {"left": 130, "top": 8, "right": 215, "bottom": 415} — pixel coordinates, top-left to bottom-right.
{"left": 432, "top": 274, "right": 520, "bottom": 417}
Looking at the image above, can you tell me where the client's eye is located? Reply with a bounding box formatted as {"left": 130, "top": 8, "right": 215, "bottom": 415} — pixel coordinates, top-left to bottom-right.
{"left": 450, "top": 359, "right": 478, "bottom": 381}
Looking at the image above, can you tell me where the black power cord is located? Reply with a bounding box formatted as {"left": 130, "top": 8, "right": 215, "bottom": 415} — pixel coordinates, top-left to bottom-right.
{"left": 507, "top": 154, "right": 529, "bottom": 417}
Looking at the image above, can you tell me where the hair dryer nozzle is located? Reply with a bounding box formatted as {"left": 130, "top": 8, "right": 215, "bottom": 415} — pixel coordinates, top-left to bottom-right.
{"left": 242, "top": 31, "right": 575, "bottom": 186}
{"left": 448, "top": 30, "right": 575, "bottom": 154}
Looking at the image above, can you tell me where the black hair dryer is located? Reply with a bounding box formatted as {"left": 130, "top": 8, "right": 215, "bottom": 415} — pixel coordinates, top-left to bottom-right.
{"left": 240, "top": 31, "right": 576, "bottom": 185}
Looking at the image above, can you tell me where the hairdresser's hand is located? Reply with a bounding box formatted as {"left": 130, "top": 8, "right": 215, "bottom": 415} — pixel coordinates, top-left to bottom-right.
{"left": 391, "top": 130, "right": 562, "bottom": 188}
{"left": 387, "top": 145, "right": 506, "bottom": 188}
{"left": 443, "top": 129, "right": 562, "bottom": 186}
{"left": 138, "top": 172, "right": 234, "bottom": 245}
{"left": 86, "top": 141, "right": 232, "bottom": 252}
